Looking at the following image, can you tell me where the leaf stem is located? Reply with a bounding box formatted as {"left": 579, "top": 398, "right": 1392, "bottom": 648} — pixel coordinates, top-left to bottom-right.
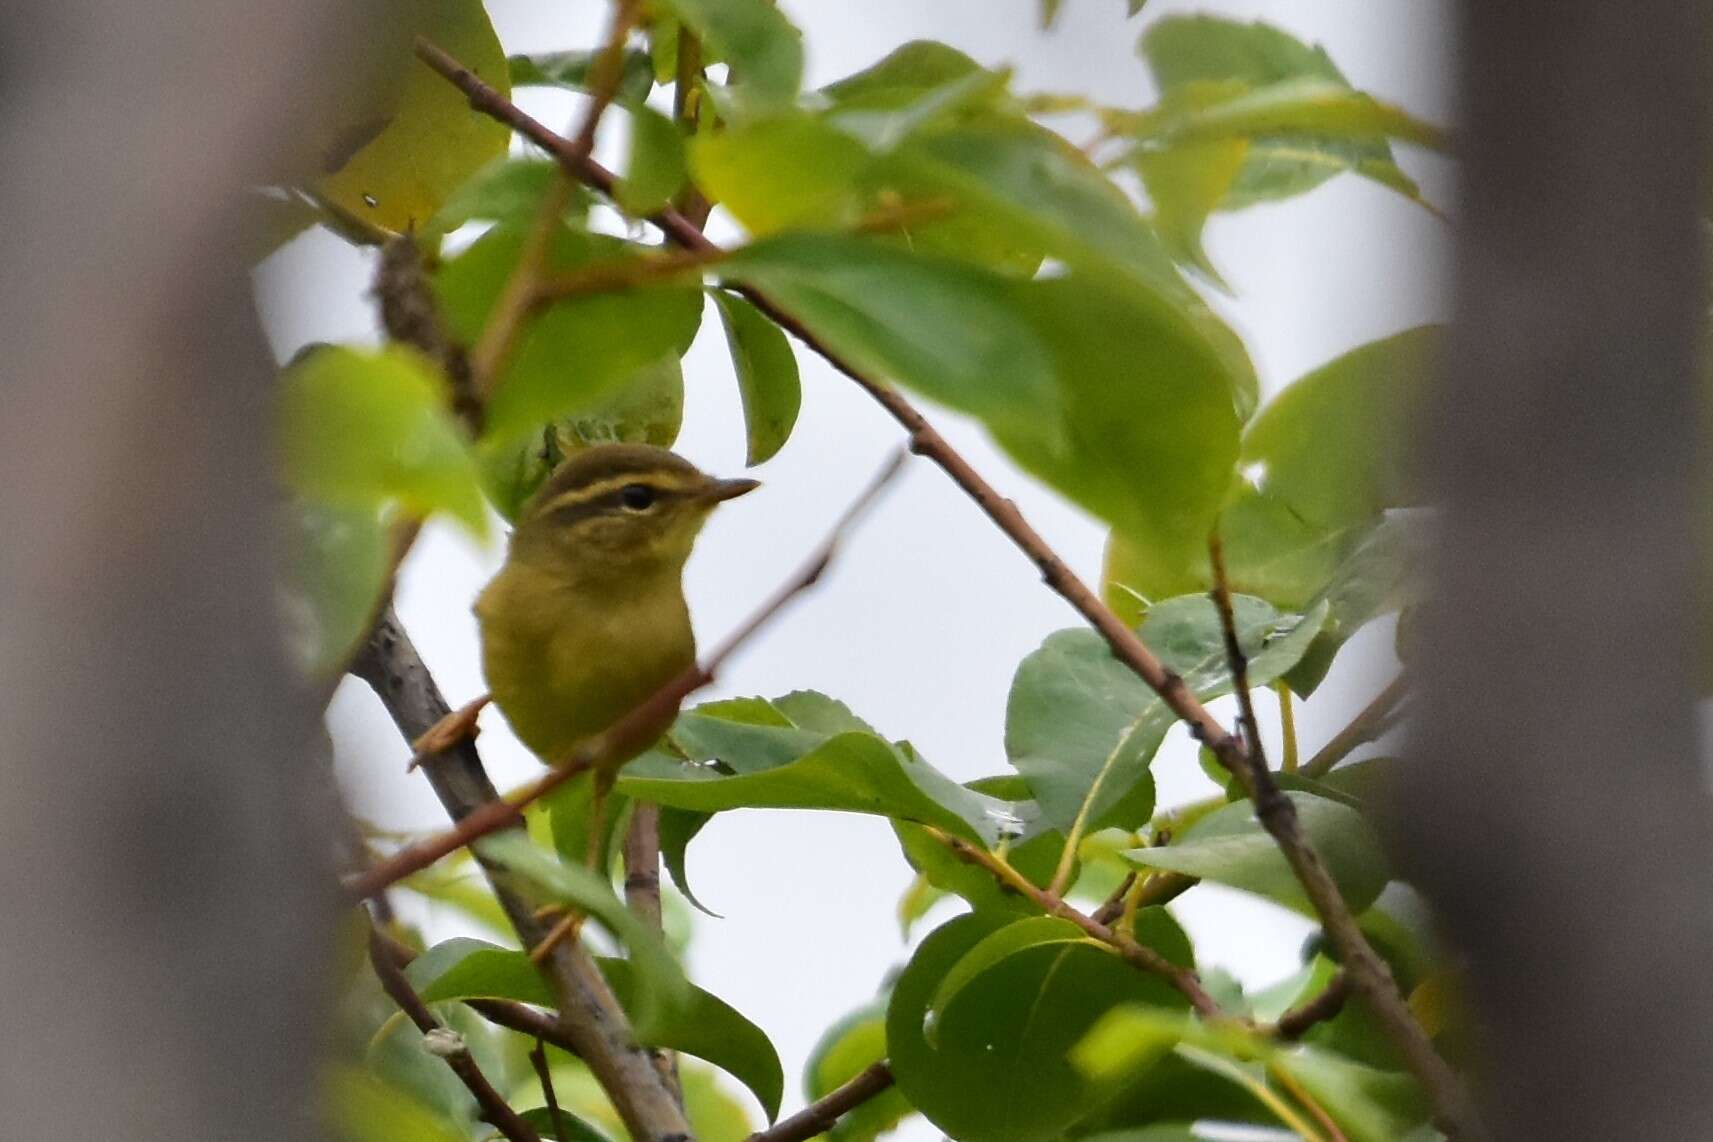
{"left": 1277, "top": 681, "right": 1299, "bottom": 772}
{"left": 924, "top": 826, "right": 1221, "bottom": 1017}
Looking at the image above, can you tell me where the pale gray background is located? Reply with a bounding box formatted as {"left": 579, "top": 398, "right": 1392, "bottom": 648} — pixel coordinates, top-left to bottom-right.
{"left": 256, "top": 0, "right": 1450, "bottom": 1129}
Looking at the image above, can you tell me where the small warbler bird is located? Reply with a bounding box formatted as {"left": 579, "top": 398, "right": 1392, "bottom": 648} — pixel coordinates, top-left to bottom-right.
{"left": 475, "top": 444, "right": 758, "bottom": 769}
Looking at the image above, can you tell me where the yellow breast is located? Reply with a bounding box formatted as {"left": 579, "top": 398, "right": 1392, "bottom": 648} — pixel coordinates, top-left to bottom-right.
{"left": 475, "top": 562, "right": 695, "bottom": 766}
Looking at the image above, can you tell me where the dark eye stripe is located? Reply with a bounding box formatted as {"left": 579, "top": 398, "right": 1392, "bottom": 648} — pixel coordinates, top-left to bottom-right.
{"left": 547, "top": 484, "right": 678, "bottom": 528}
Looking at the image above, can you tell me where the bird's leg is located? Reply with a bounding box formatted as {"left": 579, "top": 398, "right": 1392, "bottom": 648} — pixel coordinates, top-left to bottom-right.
{"left": 406, "top": 694, "right": 491, "bottom": 770}
{"left": 528, "top": 909, "right": 587, "bottom": 964}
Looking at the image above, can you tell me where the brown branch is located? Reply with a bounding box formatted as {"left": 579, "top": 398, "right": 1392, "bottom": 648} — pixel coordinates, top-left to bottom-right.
{"left": 1301, "top": 674, "right": 1408, "bottom": 778}
{"left": 624, "top": 804, "right": 680, "bottom": 1100}
{"left": 1273, "top": 971, "right": 1351, "bottom": 1040}
{"left": 535, "top": 247, "right": 723, "bottom": 303}
{"left": 746, "top": 1063, "right": 896, "bottom": 1142}
{"left": 367, "top": 928, "right": 543, "bottom": 1142}
{"left": 413, "top": 41, "right": 1475, "bottom": 1136}
{"left": 927, "top": 828, "right": 1220, "bottom": 1017}
{"left": 1209, "top": 534, "right": 1265, "bottom": 764}
{"left": 530, "top": 1039, "right": 576, "bottom": 1142}
{"left": 1206, "top": 558, "right": 1475, "bottom": 1136}
{"left": 1090, "top": 871, "right": 1136, "bottom": 927}
{"left": 374, "top": 234, "right": 481, "bottom": 429}
{"left": 343, "top": 449, "right": 907, "bottom": 902}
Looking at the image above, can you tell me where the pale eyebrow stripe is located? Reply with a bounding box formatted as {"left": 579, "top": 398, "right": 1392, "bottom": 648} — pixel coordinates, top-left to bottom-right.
{"left": 533, "top": 472, "right": 702, "bottom": 519}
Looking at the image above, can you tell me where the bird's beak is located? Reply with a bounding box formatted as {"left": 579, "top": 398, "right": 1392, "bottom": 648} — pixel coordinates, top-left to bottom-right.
{"left": 703, "top": 476, "right": 761, "bottom": 503}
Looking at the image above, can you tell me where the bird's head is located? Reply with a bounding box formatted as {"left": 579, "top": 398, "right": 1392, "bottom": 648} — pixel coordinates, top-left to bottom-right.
{"left": 509, "top": 444, "right": 759, "bottom": 583}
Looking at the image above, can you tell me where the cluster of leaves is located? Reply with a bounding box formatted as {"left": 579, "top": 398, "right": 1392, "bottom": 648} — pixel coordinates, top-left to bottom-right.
{"left": 272, "top": 2, "right": 1455, "bottom": 1140}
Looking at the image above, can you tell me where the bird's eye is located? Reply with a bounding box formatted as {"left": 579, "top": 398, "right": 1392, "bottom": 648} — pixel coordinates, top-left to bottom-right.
{"left": 619, "top": 483, "right": 657, "bottom": 511}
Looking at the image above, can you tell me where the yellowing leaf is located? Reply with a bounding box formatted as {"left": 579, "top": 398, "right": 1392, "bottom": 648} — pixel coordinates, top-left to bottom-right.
{"left": 313, "top": 0, "right": 511, "bottom": 235}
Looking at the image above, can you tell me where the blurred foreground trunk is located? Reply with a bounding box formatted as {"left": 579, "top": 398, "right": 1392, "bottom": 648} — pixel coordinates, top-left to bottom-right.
{"left": 1400, "top": 2, "right": 1713, "bottom": 1138}
{"left": 0, "top": 3, "right": 345, "bottom": 1138}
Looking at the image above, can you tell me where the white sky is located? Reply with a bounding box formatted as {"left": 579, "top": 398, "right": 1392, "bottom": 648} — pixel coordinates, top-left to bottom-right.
{"left": 255, "top": 0, "right": 1451, "bottom": 1132}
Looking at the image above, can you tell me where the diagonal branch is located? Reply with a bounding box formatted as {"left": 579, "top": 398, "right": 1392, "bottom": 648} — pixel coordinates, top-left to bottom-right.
{"left": 1210, "top": 535, "right": 1266, "bottom": 764}
{"left": 413, "top": 40, "right": 1475, "bottom": 1137}
{"left": 745, "top": 1062, "right": 896, "bottom": 1142}
{"left": 367, "top": 927, "right": 543, "bottom": 1142}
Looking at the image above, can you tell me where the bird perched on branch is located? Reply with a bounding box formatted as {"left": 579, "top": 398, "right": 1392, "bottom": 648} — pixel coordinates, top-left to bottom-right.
{"left": 475, "top": 443, "right": 759, "bottom": 772}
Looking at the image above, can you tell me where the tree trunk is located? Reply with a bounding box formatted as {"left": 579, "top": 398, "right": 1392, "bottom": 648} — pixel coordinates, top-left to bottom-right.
{"left": 1399, "top": 2, "right": 1713, "bottom": 1138}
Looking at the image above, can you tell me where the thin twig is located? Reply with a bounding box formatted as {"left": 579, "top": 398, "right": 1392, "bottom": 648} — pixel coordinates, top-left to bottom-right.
{"left": 1090, "top": 871, "right": 1136, "bottom": 927}
{"left": 1210, "top": 534, "right": 1266, "bottom": 766}
{"left": 1273, "top": 971, "right": 1351, "bottom": 1041}
{"left": 745, "top": 1062, "right": 896, "bottom": 1142}
{"left": 625, "top": 803, "right": 681, "bottom": 1100}
{"left": 344, "top": 449, "right": 908, "bottom": 902}
{"left": 926, "top": 828, "right": 1220, "bottom": 1017}
{"left": 414, "top": 41, "right": 1475, "bottom": 1137}
{"left": 1301, "top": 675, "right": 1409, "bottom": 778}
{"left": 530, "top": 1039, "right": 575, "bottom": 1142}
{"left": 367, "top": 928, "right": 543, "bottom": 1142}
{"left": 534, "top": 246, "right": 723, "bottom": 303}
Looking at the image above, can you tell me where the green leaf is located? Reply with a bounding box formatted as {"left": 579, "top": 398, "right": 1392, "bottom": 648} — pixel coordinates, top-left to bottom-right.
{"left": 888, "top": 912, "right": 1190, "bottom": 1142}
{"left": 713, "top": 291, "right": 801, "bottom": 465}
{"left": 516, "top": 1106, "right": 610, "bottom": 1142}
{"left": 657, "top": 0, "right": 804, "bottom": 111}
{"left": 409, "top": 936, "right": 554, "bottom": 1005}
{"left": 398, "top": 866, "right": 512, "bottom": 938}
{"left": 324, "top": 1065, "right": 468, "bottom": 1142}
{"left": 820, "top": 41, "right": 985, "bottom": 105}
{"left": 312, "top": 0, "right": 510, "bottom": 236}
{"left": 408, "top": 936, "right": 781, "bottom": 1118}
{"left": 544, "top": 771, "right": 631, "bottom": 873}
{"left": 1078, "top": 1129, "right": 1205, "bottom": 1142}
{"left": 1241, "top": 327, "right": 1439, "bottom": 532}
{"left": 1006, "top": 594, "right": 1327, "bottom": 834}
{"left": 423, "top": 156, "right": 591, "bottom": 242}
{"left": 1132, "top": 76, "right": 1450, "bottom": 153}
{"left": 277, "top": 345, "right": 487, "bottom": 536}
{"left": 509, "top": 48, "right": 655, "bottom": 103}
{"left": 1283, "top": 508, "right": 1432, "bottom": 694}
{"left": 1273, "top": 1045, "right": 1430, "bottom": 1142}
{"left": 617, "top": 102, "right": 689, "bottom": 214}
{"left": 659, "top": 805, "right": 717, "bottom": 915}
{"left": 693, "top": 114, "right": 877, "bottom": 234}
{"left": 473, "top": 832, "right": 689, "bottom": 1036}
{"left": 1121, "top": 791, "right": 1388, "bottom": 914}
{"left": 995, "top": 274, "right": 1243, "bottom": 569}
{"left": 621, "top": 727, "right": 1003, "bottom": 844}
{"left": 682, "top": 1060, "right": 759, "bottom": 1142}
{"left": 1132, "top": 138, "right": 1248, "bottom": 286}
{"left": 882, "top": 119, "right": 1257, "bottom": 413}
{"left": 805, "top": 1004, "right": 914, "bottom": 1141}
{"left": 434, "top": 224, "right": 704, "bottom": 444}
{"left": 280, "top": 501, "right": 389, "bottom": 676}
{"left": 559, "top": 354, "right": 687, "bottom": 449}
{"left": 600, "top": 959, "right": 783, "bottom": 1121}
{"left": 1138, "top": 15, "right": 1409, "bottom": 211}
{"left": 718, "top": 232, "right": 1061, "bottom": 438}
